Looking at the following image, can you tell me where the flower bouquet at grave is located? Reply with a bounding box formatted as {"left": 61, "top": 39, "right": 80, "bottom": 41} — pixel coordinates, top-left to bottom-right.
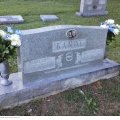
{"left": 0, "top": 26, "right": 21, "bottom": 86}
{"left": 100, "top": 19, "right": 120, "bottom": 45}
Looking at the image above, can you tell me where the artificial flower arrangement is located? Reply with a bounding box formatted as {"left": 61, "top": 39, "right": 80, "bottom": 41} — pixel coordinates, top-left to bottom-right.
{"left": 0, "top": 26, "right": 21, "bottom": 63}
{"left": 100, "top": 19, "right": 120, "bottom": 44}
{"left": 0, "top": 26, "right": 21, "bottom": 86}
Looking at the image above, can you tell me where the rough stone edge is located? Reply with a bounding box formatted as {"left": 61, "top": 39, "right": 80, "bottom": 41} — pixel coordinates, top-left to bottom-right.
{"left": 17, "top": 71, "right": 120, "bottom": 106}
{"left": 0, "top": 66, "right": 119, "bottom": 110}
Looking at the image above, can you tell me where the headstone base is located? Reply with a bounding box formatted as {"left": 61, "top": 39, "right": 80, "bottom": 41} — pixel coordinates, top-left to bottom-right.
{"left": 0, "top": 59, "right": 119, "bottom": 110}
{"left": 76, "top": 11, "right": 108, "bottom": 17}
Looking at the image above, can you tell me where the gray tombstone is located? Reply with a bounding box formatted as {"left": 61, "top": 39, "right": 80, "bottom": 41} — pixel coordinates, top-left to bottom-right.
{"left": 40, "top": 15, "right": 59, "bottom": 22}
{"left": 0, "top": 15, "right": 24, "bottom": 24}
{"left": 0, "top": 25, "right": 119, "bottom": 109}
{"left": 76, "top": 0, "right": 108, "bottom": 17}
{"left": 18, "top": 25, "right": 108, "bottom": 85}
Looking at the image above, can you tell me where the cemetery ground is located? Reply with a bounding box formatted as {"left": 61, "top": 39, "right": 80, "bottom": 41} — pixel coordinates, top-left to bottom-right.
{"left": 0, "top": 0, "right": 120, "bottom": 116}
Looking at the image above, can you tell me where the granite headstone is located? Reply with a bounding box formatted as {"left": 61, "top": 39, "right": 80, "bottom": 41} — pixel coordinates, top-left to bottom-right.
{"left": 18, "top": 25, "right": 108, "bottom": 85}
{"left": 0, "top": 15, "right": 24, "bottom": 24}
{"left": 0, "top": 25, "right": 119, "bottom": 109}
{"left": 76, "top": 0, "right": 108, "bottom": 17}
{"left": 40, "top": 15, "right": 59, "bottom": 22}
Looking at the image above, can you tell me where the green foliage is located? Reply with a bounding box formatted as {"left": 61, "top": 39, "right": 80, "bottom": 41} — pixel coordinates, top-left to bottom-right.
{"left": 107, "top": 31, "right": 116, "bottom": 45}
{"left": 64, "top": 89, "right": 83, "bottom": 102}
{"left": 0, "top": 36, "right": 16, "bottom": 63}
{"left": 79, "top": 90, "right": 99, "bottom": 115}
{"left": 64, "top": 89, "right": 99, "bottom": 115}
{"left": 0, "top": 0, "right": 120, "bottom": 116}
{"left": 101, "top": 77, "right": 120, "bottom": 102}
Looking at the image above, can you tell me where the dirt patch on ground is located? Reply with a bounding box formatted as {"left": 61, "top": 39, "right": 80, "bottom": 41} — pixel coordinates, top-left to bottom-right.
{"left": 0, "top": 76, "right": 120, "bottom": 116}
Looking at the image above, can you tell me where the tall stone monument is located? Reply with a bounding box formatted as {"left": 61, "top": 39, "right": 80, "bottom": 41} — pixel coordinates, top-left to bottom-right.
{"left": 76, "top": 0, "right": 108, "bottom": 17}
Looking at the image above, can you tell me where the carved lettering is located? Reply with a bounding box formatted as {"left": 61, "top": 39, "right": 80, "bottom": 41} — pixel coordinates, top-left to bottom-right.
{"left": 52, "top": 39, "right": 86, "bottom": 53}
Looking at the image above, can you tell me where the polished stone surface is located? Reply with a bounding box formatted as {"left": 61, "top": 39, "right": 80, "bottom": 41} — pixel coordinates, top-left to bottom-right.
{"left": 40, "top": 15, "right": 59, "bottom": 22}
{"left": 0, "top": 15, "right": 24, "bottom": 24}
{"left": 76, "top": 0, "right": 108, "bottom": 17}
{"left": 0, "top": 59, "right": 119, "bottom": 109}
{"left": 18, "top": 25, "right": 108, "bottom": 85}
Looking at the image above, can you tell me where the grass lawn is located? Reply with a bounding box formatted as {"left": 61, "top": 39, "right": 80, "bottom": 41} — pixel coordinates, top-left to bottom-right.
{"left": 0, "top": 0, "right": 120, "bottom": 116}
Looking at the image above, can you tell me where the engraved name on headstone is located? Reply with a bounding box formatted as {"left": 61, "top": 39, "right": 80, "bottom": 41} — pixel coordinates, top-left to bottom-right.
{"left": 18, "top": 25, "right": 108, "bottom": 85}
{"left": 76, "top": 0, "right": 108, "bottom": 17}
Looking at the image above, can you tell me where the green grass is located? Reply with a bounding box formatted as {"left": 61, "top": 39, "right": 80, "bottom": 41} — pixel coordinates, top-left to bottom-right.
{"left": 0, "top": 0, "right": 119, "bottom": 72}
{"left": 0, "top": 0, "right": 119, "bottom": 30}
{"left": 0, "top": 0, "right": 120, "bottom": 116}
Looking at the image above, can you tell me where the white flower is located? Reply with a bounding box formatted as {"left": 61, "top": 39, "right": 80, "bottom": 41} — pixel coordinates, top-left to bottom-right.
{"left": 116, "top": 24, "right": 120, "bottom": 30}
{"left": 0, "top": 30, "right": 7, "bottom": 38}
{"left": 9, "top": 34, "right": 21, "bottom": 47}
{"left": 100, "top": 24, "right": 109, "bottom": 28}
{"left": 113, "top": 29, "right": 119, "bottom": 35}
{"left": 79, "top": 89, "right": 85, "bottom": 96}
{"left": 105, "top": 19, "right": 115, "bottom": 25}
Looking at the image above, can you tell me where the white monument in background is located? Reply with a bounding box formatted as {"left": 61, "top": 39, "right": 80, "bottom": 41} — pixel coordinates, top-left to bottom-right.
{"left": 76, "top": 0, "right": 108, "bottom": 17}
